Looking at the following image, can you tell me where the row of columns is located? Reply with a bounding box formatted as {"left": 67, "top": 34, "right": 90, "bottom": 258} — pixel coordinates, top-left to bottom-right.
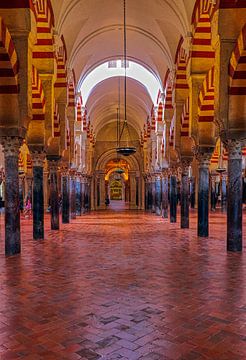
{"left": 145, "top": 141, "right": 244, "bottom": 251}
{"left": 1, "top": 136, "right": 91, "bottom": 256}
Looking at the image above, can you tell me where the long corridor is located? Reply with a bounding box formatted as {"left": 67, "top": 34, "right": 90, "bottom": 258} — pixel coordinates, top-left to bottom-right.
{"left": 0, "top": 210, "right": 246, "bottom": 360}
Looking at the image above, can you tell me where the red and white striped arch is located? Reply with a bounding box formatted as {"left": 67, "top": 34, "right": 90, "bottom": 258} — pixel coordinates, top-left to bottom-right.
{"left": 18, "top": 152, "right": 24, "bottom": 173}
{"left": 0, "top": 17, "right": 19, "bottom": 94}
{"left": 76, "top": 95, "right": 82, "bottom": 122}
{"left": 68, "top": 70, "right": 76, "bottom": 108}
{"left": 157, "top": 102, "right": 163, "bottom": 123}
{"left": 82, "top": 105, "right": 87, "bottom": 132}
{"left": 181, "top": 97, "right": 190, "bottom": 138}
{"left": 174, "top": 38, "right": 189, "bottom": 92}
{"left": 229, "top": 23, "right": 246, "bottom": 96}
{"left": 198, "top": 66, "right": 215, "bottom": 123}
{"left": 210, "top": 146, "right": 219, "bottom": 165}
{"left": 26, "top": 153, "right": 33, "bottom": 172}
{"left": 32, "top": 0, "right": 54, "bottom": 61}
{"left": 169, "top": 120, "right": 174, "bottom": 147}
{"left": 53, "top": 101, "right": 60, "bottom": 138}
{"left": 191, "top": 0, "right": 215, "bottom": 61}
{"left": 151, "top": 106, "right": 155, "bottom": 132}
{"left": 32, "top": 65, "right": 45, "bottom": 120}
{"left": 163, "top": 70, "right": 173, "bottom": 115}
{"left": 54, "top": 36, "right": 67, "bottom": 89}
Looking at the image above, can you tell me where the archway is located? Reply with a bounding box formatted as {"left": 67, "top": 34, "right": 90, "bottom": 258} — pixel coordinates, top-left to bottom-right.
{"left": 94, "top": 149, "right": 142, "bottom": 211}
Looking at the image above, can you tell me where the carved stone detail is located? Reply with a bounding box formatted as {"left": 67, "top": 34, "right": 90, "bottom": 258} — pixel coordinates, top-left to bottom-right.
{"left": 31, "top": 151, "right": 46, "bottom": 167}
{"left": 1, "top": 137, "right": 23, "bottom": 157}
{"left": 180, "top": 158, "right": 192, "bottom": 175}
{"left": 194, "top": 147, "right": 213, "bottom": 168}
{"left": 226, "top": 139, "right": 242, "bottom": 160}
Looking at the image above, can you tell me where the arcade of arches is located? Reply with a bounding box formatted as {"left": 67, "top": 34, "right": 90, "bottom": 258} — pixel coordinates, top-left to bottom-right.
{"left": 0, "top": 0, "right": 246, "bottom": 358}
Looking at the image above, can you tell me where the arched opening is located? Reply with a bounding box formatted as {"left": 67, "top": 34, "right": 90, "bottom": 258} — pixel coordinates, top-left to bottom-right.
{"left": 78, "top": 59, "right": 163, "bottom": 106}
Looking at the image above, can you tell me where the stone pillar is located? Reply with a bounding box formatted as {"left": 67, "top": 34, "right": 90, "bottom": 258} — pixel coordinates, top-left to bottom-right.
{"left": 99, "top": 172, "right": 106, "bottom": 209}
{"left": 19, "top": 175, "right": 25, "bottom": 211}
{"left": 43, "top": 170, "right": 49, "bottom": 211}
{"left": 197, "top": 153, "right": 211, "bottom": 237}
{"left": 61, "top": 171, "right": 70, "bottom": 223}
{"left": 76, "top": 175, "right": 82, "bottom": 215}
{"left": 227, "top": 140, "right": 242, "bottom": 252}
{"left": 70, "top": 171, "right": 76, "bottom": 219}
{"left": 26, "top": 175, "right": 33, "bottom": 204}
{"left": 190, "top": 176, "right": 196, "bottom": 208}
{"left": 136, "top": 176, "right": 140, "bottom": 208}
{"left": 1, "top": 137, "right": 22, "bottom": 256}
{"left": 47, "top": 156, "right": 60, "bottom": 230}
{"left": 84, "top": 180, "right": 89, "bottom": 211}
{"left": 144, "top": 176, "right": 148, "bottom": 210}
{"left": 180, "top": 160, "right": 191, "bottom": 229}
{"left": 151, "top": 176, "right": 156, "bottom": 213}
{"left": 81, "top": 176, "right": 86, "bottom": 213}
{"left": 170, "top": 171, "right": 177, "bottom": 223}
{"left": 161, "top": 170, "right": 169, "bottom": 219}
{"left": 221, "top": 174, "right": 227, "bottom": 212}
{"left": 210, "top": 175, "right": 217, "bottom": 211}
{"left": 88, "top": 176, "right": 93, "bottom": 211}
{"left": 155, "top": 174, "right": 162, "bottom": 216}
{"left": 31, "top": 152, "right": 45, "bottom": 240}
{"left": 129, "top": 171, "right": 137, "bottom": 209}
{"left": 146, "top": 177, "right": 152, "bottom": 211}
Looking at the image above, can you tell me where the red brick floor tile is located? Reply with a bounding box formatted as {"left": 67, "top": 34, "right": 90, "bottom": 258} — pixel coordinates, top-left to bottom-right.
{"left": 0, "top": 208, "right": 245, "bottom": 359}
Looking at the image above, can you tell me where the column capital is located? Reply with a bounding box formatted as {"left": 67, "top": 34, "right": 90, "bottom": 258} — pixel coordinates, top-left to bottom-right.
{"left": 169, "top": 166, "right": 178, "bottom": 177}
{"left": 194, "top": 146, "right": 213, "bottom": 168}
{"left": 47, "top": 155, "right": 61, "bottom": 172}
{"left": 180, "top": 157, "right": 192, "bottom": 175}
{"left": 1, "top": 136, "right": 23, "bottom": 157}
{"left": 161, "top": 168, "right": 169, "bottom": 177}
{"left": 30, "top": 151, "right": 46, "bottom": 167}
{"left": 224, "top": 139, "right": 242, "bottom": 160}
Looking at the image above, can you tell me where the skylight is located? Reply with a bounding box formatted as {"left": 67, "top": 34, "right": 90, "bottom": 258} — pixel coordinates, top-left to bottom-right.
{"left": 79, "top": 60, "right": 162, "bottom": 105}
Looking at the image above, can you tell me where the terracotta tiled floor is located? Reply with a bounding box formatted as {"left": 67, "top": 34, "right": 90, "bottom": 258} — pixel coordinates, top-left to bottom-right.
{"left": 0, "top": 206, "right": 245, "bottom": 359}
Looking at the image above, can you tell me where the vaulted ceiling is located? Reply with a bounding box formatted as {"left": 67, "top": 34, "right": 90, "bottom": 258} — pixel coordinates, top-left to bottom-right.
{"left": 51, "top": 0, "right": 196, "bottom": 135}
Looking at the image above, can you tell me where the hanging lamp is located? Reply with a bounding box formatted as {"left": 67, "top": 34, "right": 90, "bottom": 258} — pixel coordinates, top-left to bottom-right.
{"left": 116, "top": 0, "right": 136, "bottom": 157}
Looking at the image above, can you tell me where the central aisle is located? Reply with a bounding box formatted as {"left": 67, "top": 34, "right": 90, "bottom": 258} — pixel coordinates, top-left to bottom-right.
{"left": 0, "top": 210, "right": 245, "bottom": 359}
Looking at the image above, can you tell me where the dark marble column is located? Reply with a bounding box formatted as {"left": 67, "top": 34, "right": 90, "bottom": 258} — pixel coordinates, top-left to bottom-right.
{"left": 197, "top": 153, "right": 211, "bottom": 237}
{"left": 151, "top": 177, "right": 156, "bottom": 213}
{"left": 81, "top": 177, "right": 86, "bottom": 213}
{"left": 210, "top": 175, "right": 217, "bottom": 211}
{"left": 2, "top": 137, "right": 22, "bottom": 256}
{"left": 26, "top": 176, "right": 33, "bottom": 204}
{"left": 155, "top": 175, "right": 162, "bottom": 216}
{"left": 47, "top": 156, "right": 60, "bottom": 230}
{"left": 221, "top": 174, "right": 227, "bottom": 212}
{"left": 147, "top": 178, "right": 152, "bottom": 211}
{"left": 31, "top": 152, "right": 45, "bottom": 240}
{"left": 170, "top": 172, "right": 177, "bottom": 223}
{"left": 161, "top": 170, "right": 168, "bottom": 218}
{"left": 19, "top": 176, "right": 24, "bottom": 212}
{"left": 144, "top": 177, "right": 148, "bottom": 210}
{"left": 62, "top": 172, "right": 70, "bottom": 223}
{"left": 190, "top": 176, "right": 196, "bottom": 208}
{"left": 76, "top": 176, "right": 82, "bottom": 215}
{"left": 87, "top": 178, "right": 92, "bottom": 211}
{"left": 70, "top": 172, "right": 76, "bottom": 219}
{"left": 227, "top": 140, "right": 242, "bottom": 252}
{"left": 181, "top": 161, "right": 191, "bottom": 228}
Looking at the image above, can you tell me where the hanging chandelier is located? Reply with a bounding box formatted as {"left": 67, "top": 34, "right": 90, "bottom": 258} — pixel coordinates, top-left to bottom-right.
{"left": 116, "top": 0, "right": 136, "bottom": 157}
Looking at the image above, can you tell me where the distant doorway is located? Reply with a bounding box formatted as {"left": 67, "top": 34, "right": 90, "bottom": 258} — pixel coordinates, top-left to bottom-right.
{"left": 110, "top": 180, "right": 123, "bottom": 200}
